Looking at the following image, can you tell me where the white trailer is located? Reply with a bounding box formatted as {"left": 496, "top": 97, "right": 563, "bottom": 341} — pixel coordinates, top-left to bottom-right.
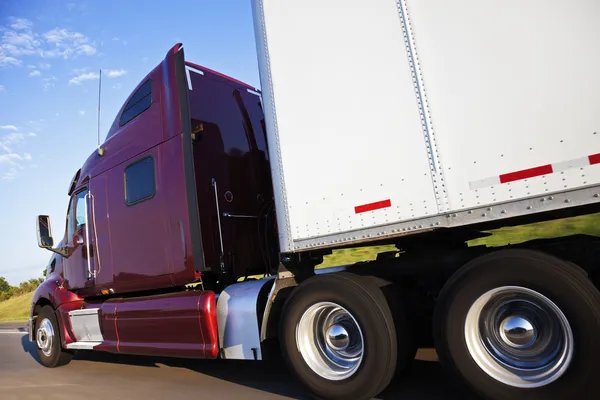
{"left": 253, "top": 0, "right": 600, "bottom": 252}
{"left": 250, "top": 1, "right": 600, "bottom": 399}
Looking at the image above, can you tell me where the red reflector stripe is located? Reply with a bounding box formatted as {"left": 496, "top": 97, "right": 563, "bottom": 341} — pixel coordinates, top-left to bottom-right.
{"left": 470, "top": 151, "right": 600, "bottom": 189}
{"left": 589, "top": 153, "right": 600, "bottom": 165}
{"left": 499, "top": 164, "right": 553, "bottom": 184}
{"left": 354, "top": 199, "right": 391, "bottom": 214}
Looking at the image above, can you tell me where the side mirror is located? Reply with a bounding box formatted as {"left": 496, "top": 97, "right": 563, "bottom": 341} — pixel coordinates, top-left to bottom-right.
{"left": 37, "top": 215, "right": 54, "bottom": 248}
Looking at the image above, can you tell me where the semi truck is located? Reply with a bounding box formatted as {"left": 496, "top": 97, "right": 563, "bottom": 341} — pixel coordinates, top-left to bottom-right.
{"left": 30, "top": 1, "right": 600, "bottom": 399}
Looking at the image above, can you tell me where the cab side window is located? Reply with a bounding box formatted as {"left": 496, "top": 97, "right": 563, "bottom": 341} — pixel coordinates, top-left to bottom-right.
{"left": 74, "top": 189, "right": 88, "bottom": 231}
{"left": 125, "top": 156, "right": 156, "bottom": 205}
{"left": 120, "top": 79, "right": 152, "bottom": 126}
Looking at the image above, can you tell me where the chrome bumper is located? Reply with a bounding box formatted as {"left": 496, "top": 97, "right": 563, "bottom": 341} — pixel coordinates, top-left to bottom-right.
{"left": 28, "top": 317, "right": 35, "bottom": 342}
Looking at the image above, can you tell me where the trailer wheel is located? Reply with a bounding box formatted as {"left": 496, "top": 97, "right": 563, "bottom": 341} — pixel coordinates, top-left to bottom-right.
{"left": 433, "top": 249, "right": 600, "bottom": 400}
{"left": 35, "top": 305, "right": 72, "bottom": 368}
{"left": 279, "top": 272, "right": 407, "bottom": 400}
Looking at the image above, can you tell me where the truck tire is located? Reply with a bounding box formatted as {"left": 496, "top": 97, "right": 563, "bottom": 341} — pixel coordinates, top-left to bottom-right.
{"left": 279, "top": 272, "right": 406, "bottom": 400}
{"left": 35, "top": 305, "right": 73, "bottom": 368}
{"left": 432, "top": 249, "right": 600, "bottom": 400}
{"left": 359, "top": 274, "right": 418, "bottom": 376}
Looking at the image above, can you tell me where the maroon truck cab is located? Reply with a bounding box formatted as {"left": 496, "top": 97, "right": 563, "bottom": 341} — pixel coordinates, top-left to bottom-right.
{"left": 30, "top": 44, "right": 278, "bottom": 360}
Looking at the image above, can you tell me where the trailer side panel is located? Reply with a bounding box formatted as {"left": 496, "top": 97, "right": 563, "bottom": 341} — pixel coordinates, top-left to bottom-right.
{"left": 404, "top": 0, "right": 600, "bottom": 212}
{"left": 253, "top": 0, "right": 437, "bottom": 252}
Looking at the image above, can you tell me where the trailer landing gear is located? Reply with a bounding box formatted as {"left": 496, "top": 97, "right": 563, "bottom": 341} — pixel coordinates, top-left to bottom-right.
{"left": 279, "top": 272, "right": 414, "bottom": 400}
{"left": 433, "top": 249, "right": 600, "bottom": 400}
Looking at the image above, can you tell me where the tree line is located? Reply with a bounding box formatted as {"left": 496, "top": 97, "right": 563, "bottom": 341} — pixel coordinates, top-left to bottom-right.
{"left": 0, "top": 270, "right": 46, "bottom": 302}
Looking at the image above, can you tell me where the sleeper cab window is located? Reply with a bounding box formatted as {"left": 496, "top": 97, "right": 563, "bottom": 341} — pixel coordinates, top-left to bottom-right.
{"left": 125, "top": 156, "right": 156, "bottom": 205}
{"left": 119, "top": 79, "right": 152, "bottom": 126}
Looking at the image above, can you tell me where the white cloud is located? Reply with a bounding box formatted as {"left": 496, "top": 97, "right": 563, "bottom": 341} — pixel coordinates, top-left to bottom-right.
{"left": 28, "top": 70, "right": 41, "bottom": 77}
{"left": 0, "top": 127, "right": 36, "bottom": 181}
{"left": 38, "top": 62, "right": 51, "bottom": 69}
{"left": 0, "top": 84, "right": 4, "bottom": 92}
{"left": 2, "top": 132, "right": 27, "bottom": 144}
{"left": 0, "top": 125, "right": 18, "bottom": 131}
{"left": 43, "top": 28, "right": 84, "bottom": 44}
{"left": 41, "top": 28, "right": 97, "bottom": 59}
{"left": 78, "top": 44, "right": 96, "bottom": 56}
{"left": 78, "top": 110, "right": 85, "bottom": 116}
{"left": 3, "top": 132, "right": 23, "bottom": 141}
{"left": 69, "top": 71, "right": 99, "bottom": 85}
{"left": 27, "top": 64, "right": 36, "bottom": 69}
{"left": 0, "top": 131, "right": 36, "bottom": 151}
{"left": 0, "top": 153, "right": 22, "bottom": 165}
{"left": 104, "top": 69, "right": 126, "bottom": 78}
{"left": 112, "top": 83, "right": 122, "bottom": 90}
{"left": 0, "top": 19, "right": 97, "bottom": 67}
{"left": 2, "top": 30, "right": 40, "bottom": 54}
{"left": 0, "top": 55, "right": 20, "bottom": 67}
{"left": 10, "top": 18, "right": 33, "bottom": 31}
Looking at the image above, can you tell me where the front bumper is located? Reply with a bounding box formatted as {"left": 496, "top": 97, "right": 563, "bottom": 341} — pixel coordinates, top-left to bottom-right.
{"left": 28, "top": 317, "right": 35, "bottom": 342}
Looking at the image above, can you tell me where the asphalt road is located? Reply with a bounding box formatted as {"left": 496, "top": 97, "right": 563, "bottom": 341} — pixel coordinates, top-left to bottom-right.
{"left": 0, "top": 325, "right": 477, "bottom": 400}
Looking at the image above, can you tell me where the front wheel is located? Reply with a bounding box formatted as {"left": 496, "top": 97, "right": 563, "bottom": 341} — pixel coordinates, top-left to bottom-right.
{"left": 279, "top": 272, "right": 412, "bottom": 400}
{"left": 433, "top": 249, "right": 600, "bottom": 400}
{"left": 35, "top": 305, "right": 72, "bottom": 368}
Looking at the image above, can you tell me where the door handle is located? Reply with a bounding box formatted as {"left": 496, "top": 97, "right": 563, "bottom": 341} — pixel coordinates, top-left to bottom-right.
{"left": 82, "top": 244, "right": 94, "bottom": 260}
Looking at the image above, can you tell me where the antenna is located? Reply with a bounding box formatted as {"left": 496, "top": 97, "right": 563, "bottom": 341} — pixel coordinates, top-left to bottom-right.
{"left": 97, "top": 68, "right": 105, "bottom": 156}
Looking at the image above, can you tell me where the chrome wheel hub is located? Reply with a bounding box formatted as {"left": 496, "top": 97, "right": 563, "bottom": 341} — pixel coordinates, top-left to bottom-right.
{"left": 500, "top": 315, "right": 536, "bottom": 348}
{"left": 465, "top": 286, "right": 574, "bottom": 388}
{"left": 296, "top": 302, "right": 364, "bottom": 381}
{"left": 326, "top": 324, "right": 350, "bottom": 351}
{"left": 36, "top": 318, "right": 55, "bottom": 357}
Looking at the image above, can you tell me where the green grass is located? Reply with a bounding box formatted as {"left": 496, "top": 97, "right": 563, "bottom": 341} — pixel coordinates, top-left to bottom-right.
{"left": 319, "top": 245, "right": 397, "bottom": 268}
{"left": 468, "top": 212, "right": 600, "bottom": 247}
{"left": 319, "top": 213, "right": 600, "bottom": 267}
{"left": 0, "top": 291, "right": 33, "bottom": 323}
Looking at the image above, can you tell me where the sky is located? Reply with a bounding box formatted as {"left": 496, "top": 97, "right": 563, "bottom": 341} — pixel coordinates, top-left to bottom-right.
{"left": 0, "top": 0, "right": 263, "bottom": 285}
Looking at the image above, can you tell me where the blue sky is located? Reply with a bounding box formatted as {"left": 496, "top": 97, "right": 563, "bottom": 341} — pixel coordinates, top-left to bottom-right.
{"left": 0, "top": 0, "right": 262, "bottom": 285}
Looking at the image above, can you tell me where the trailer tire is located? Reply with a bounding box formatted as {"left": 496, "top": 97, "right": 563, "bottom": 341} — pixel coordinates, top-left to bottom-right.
{"left": 35, "top": 305, "right": 72, "bottom": 368}
{"left": 433, "top": 249, "right": 600, "bottom": 400}
{"left": 279, "top": 272, "right": 404, "bottom": 400}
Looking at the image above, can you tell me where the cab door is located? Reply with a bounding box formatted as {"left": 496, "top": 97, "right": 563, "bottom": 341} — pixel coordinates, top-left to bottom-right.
{"left": 63, "top": 187, "right": 95, "bottom": 290}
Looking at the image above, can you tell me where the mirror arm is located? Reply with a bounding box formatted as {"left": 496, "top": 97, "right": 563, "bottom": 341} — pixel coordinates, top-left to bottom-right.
{"left": 46, "top": 246, "right": 71, "bottom": 258}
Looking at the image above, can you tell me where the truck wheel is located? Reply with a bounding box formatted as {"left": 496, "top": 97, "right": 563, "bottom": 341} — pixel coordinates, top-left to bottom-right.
{"left": 279, "top": 272, "right": 406, "bottom": 400}
{"left": 433, "top": 249, "right": 600, "bottom": 400}
{"left": 35, "top": 305, "right": 72, "bottom": 368}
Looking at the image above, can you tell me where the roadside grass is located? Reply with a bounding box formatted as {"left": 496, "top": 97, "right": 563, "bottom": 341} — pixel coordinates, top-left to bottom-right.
{"left": 468, "top": 212, "right": 600, "bottom": 247}
{"left": 0, "top": 291, "right": 33, "bottom": 323}
{"left": 5, "top": 213, "right": 600, "bottom": 322}
{"left": 320, "top": 212, "right": 600, "bottom": 266}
